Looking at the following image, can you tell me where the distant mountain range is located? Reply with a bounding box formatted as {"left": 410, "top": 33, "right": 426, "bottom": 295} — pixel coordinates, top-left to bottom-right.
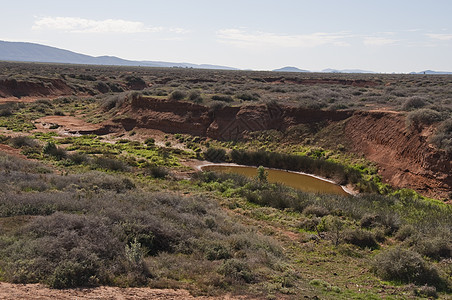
{"left": 409, "top": 70, "right": 452, "bottom": 75}
{"left": 0, "top": 40, "right": 238, "bottom": 70}
{"left": 1, "top": 41, "right": 451, "bottom": 74}
{"left": 321, "top": 68, "right": 375, "bottom": 74}
{"left": 272, "top": 66, "right": 310, "bottom": 73}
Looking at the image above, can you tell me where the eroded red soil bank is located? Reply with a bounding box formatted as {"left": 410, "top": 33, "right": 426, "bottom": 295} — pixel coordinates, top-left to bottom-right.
{"left": 100, "top": 97, "right": 450, "bottom": 199}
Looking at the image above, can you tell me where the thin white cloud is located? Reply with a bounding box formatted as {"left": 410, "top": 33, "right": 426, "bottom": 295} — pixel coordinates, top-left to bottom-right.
{"left": 426, "top": 33, "right": 452, "bottom": 41}
{"left": 363, "top": 37, "right": 397, "bottom": 46}
{"left": 217, "top": 29, "right": 351, "bottom": 48}
{"left": 32, "top": 17, "right": 187, "bottom": 34}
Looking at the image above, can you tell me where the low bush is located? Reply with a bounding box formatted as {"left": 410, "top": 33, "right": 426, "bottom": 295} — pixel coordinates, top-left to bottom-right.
{"left": 303, "top": 205, "right": 329, "bottom": 217}
{"left": 169, "top": 90, "right": 186, "bottom": 101}
{"left": 430, "top": 118, "right": 452, "bottom": 154}
{"left": 146, "top": 165, "right": 168, "bottom": 179}
{"left": 413, "top": 234, "right": 452, "bottom": 260}
{"left": 342, "top": 228, "right": 378, "bottom": 249}
{"left": 217, "top": 259, "right": 253, "bottom": 283}
{"left": 43, "top": 142, "right": 67, "bottom": 160}
{"left": 68, "top": 152, "right": 90, "bottom": 165}
{"left": 406, "top": 109, "right": 442, "bottom": 127}
{"left": 395, "top": 224, "right": 415, "bottom": 241}
{"left": 236, "top": 92, "right": 259, "bottom": 101}
{"left": 9, "top": 136, "right": 38, "bottom": 148}
{"left": 372, "top": 247, "right": 446, "bottom": 289}
{"left": 211, "top": 95, "right": 233, "bottom": 103}
{"left": 101, "top": 94, "right": 128, "bottom": 111}
{"left": 93, "top": 156, "right": 128, "bottom": 172}
{"left": 188, "top": 90, "right": 203, "bottom": 103}
{"left": 414, "top": 285, "right": 438, "bottom": 298}
{"left": 402, "top": 96, "right": 427, "bottom": 111}
{"left": 204, "top": 147, "right": 226, "bottom": 162}
{"left": 144, "top": 137, "right": 155, "bottom": 146}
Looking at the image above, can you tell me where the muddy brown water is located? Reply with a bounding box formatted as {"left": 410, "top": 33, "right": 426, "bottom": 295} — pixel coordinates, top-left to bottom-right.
{"left": 201, "top": 164, "right": 348, "bottom": 196}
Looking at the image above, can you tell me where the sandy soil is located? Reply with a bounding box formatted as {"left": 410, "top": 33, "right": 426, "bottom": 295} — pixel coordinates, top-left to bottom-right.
{"left": 33, "top": 115, "right": 102, "bottom": 133}
{"left": 0, "top": 283, "right": 248, "bottom": 300}
{"left": 0, "top": 144, "right": 26, "bottom": 159}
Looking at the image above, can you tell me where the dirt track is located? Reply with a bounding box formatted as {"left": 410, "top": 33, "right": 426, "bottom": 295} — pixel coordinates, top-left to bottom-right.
{"left": 0, "top": 283, "right": 247, "bottom": 300}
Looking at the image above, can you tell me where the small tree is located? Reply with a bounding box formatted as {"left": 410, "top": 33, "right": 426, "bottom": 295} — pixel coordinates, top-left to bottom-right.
{"left": 256, "top": 166, "right": 268, "bottom": 183}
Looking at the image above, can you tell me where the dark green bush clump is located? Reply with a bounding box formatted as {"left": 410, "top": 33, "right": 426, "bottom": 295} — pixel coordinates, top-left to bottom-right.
{"left": 303, "top": 205, "right": 330, "bottom": 217}
{"left": 217, "top": 259, "right": 253, "bottom": 283}
{"left": 342, "top": 228, "right": 378, "bottom": 249}
{"left": 402, "top": 96, "right": 427, "bottom": 110}
{"left": 169, "top": 90, "right": 186, "bottom": 101}
{"left": 146, "top": 165, "right": 168, "bottom": 179}
{"left": 406, "top": 109, "right": 442, "bottom": 126}
{"left": 413, "top": 232, "right": 452, "bottom": 260}
{"left": 431, "top": 118, "right": 452, "bottom": 154}
{"left": 236, "top": 92, "right": 259, "bottom": 101}
{"left": 43, "top": 142, "right": 67, "bottom": 160}
{"left": 93, "top": 156, "right": 128, "bottom": 172}
{"left": 188, "top": 90, "right": 203, "bottom": 103}
{"left": 101, "top": 93, "right": 127, "bottom": 111}
{"left": 372, "top": 247, "right": 446, "bottom": 289}
{"left": 211, "top": 95, "right": 233, "bottom": 103}
{"left": 414, "top": 285, "right": 438, "bottom": 298}
{"left": 9, "top": 136, "right": 38, "bottom": 148}
{"left": 204, "top": 147, "right": 227, "bottom": 162}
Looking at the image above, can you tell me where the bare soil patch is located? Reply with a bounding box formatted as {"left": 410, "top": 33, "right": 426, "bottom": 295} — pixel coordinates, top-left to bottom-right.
{"left": 0, "top": 283, "right": 249, "bottom": 300}
{"left": 33, "top": 115, "right": 102, "bottom": 133}
{"left": 0, "top": 144, "right": 26, "bottom": 159}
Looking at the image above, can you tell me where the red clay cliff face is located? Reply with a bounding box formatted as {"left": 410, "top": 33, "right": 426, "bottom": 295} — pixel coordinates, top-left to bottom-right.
{"left": 344, "top": 111, "right": 451, "bottom": 199}
{"left": 107, "top": 96, "right": 352, "bottom": 140}
{"left": 0, "top": 78, "right": 73, "bottom": 98}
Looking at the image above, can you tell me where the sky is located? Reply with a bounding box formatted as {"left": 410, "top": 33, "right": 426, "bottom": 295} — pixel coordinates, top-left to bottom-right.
{"left": 1, "top": 0, "right": 452, "bottom": 73}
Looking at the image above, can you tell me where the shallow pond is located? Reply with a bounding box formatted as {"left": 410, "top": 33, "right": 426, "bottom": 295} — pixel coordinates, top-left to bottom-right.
{"left": 201, "top": 164, "right": 348, "bottom": 196}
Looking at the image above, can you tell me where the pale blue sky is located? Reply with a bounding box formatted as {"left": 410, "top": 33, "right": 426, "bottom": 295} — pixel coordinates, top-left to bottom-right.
{"left": 1, "top": 0, "right": 451, "bottom": 72}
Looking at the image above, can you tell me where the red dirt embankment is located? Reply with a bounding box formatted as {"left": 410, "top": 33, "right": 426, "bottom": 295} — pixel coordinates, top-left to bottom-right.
{"left": 0, "top": 78, "right": 72, "bottom": 98}
{"left": 100, "top": 96, "right": 352, "bottom": 139}
{"left": 98, "top": 97, "right": 450, "bottom": 199}
{"left": 344, "top": 111, "right": 451, "bottom": 199}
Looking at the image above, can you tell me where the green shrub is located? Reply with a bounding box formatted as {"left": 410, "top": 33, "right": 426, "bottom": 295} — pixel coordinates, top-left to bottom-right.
{"left": 395, "top": 224, "right": 415, "bottom": 241}
{"left": 217, "top": 259, "right": 253, "bottom": 283}
{"left": 43, "top": 142, "right": 67, "bottom": 160}
{"left": 372, "top": 247, "right": 446, "bottom": 288}
{"left": 93, "top": 156, "right": 128, "bottom": 171}
{"left": 9, "top": 136, "right": 38, "bottom": 148}
{"left": 169, "top": 90, "right": 186, "bottom": 101}
{"left": 188, "top": 91, "right": 203, "bottom": 103}
{"left": 204, "top": 147, "right": 226, "bottom": 162}
{"left": 146, "top": 165, "right": 168, "bottom": 179}
{"left": 68, "top": 152, "right": 90, "bottom": 165}
{"left": 342, "top": 228, "right": 378, "bottom": 249}
{"left": 236, "top": 92, "right": 259, "bottom": 101}
{"left": 297, "top": 218, "right": 320, "bottom": 231}
{"left": 414, "top": 285, "right": 438, "bottom": 298}
{"left": 406, "top": 109, "right": 442, "bottom": 126}
{"left": 402, "top": 96, "right": 427, "bottom": 110}
{"left": 211, "top": 95, "right": 233, "bottom": 103}
{"left": 205, "top": 244, "right": 232, "bottom": 261}
{"left": 303, "top": 205, "right": 329, "bottom": 217}
{"left": 144, "top": 137, "right": 155, "bottom": 146}
{"left": 430, "top": 118, "right": 452, "bottom": 154}
{"left": 414, "top": 234, "right": 452, "bottom": 260}
{"left": 360, "top": 213, "right": 400, "bottom": 234}
{"left": 49, "top": 259, "right": 98, "bottom": 288}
